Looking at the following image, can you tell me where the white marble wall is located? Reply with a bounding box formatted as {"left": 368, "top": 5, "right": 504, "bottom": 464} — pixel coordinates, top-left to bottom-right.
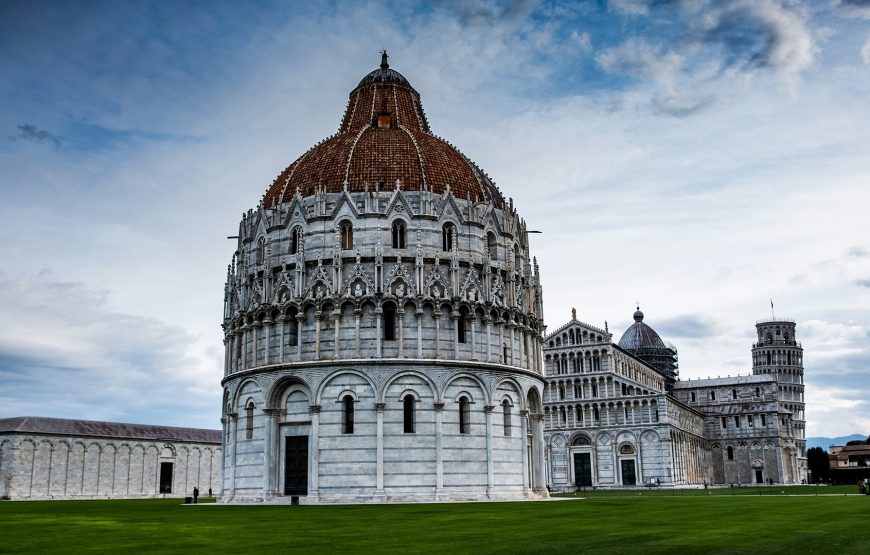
{"left": 0, "top": 434, "right": 220, "bottom": 500}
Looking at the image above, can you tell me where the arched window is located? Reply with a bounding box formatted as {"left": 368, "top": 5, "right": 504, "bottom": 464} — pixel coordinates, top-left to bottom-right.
{"left": 245, "top": 401, "right": 255, "bottom": 440}
{"left": 383, "top": 304, "right": 396, "bottom": 341}
{"left": 457, "top": 313, "right": 467, "bottom": 343}
{"left": 392, "top": 220, "right": 406, "bottom": 249}
{"left": 256, "top": 238, "right": 265, "bottom": 265}
{"left": 727, "top": 446, "right": 734, "bottom": 460}
{"left": 403, "top": 395, "right": 415, "bottom": 433}
{"left": 559, "top": 385, "right": 565, "bottom": 400}
{"left": 458, "top": 396, "right": 470, "bottom": 434}
{"left": 487, "top": 232, "right": 497, "bottom": 260}
{"left": 502, "top": 399, "right": 511, "bottom": 436}
{"left": 340, "top": 220, "right": 353, "bottom": 250}
{"left": 290, "top": 227, "right": 301, "bottom": 255}
{"left": 342, "top": 394, "right": 354, "bottom": 434}
{"left": 619, "top": 444, "right": 635, "bottom": 455}
{"left": 442, "top": 223, "right": 454, "bottom": 251}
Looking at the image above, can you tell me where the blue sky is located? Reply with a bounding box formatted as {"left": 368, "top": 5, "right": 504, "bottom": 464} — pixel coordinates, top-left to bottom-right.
{"left": 1, "top": 0, "right": 869, "bottom": 437}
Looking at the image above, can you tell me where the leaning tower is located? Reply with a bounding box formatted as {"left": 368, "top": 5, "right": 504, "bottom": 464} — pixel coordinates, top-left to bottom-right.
{"left": 752, "top": 318, "right": 807, "bottom": 482}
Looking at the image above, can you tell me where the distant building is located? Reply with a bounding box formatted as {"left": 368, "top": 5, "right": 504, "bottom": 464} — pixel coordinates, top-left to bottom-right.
{"left": 828, "top": 444, "right": 870, "bottom": 484}
{"left": 0, "top": 416, "right": 221, "bottom": 500}
{"left": 543, "top": 309, "right": 807, "bottom": 489}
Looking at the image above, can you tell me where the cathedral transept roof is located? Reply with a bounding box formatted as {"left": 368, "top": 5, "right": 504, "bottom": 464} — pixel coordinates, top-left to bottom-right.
{"left": 262, "top": 52, "right": 505, "bottom": 208}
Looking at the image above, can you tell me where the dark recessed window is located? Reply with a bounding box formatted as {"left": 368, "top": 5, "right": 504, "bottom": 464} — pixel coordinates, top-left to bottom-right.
{"left": 342, "top": 395, "right": 354, "bottom": 434}
{"left": 403, "top": 395, "right": 415, "bottom": 434}
{"left": 459, "top": 396, "right": 470, "bottom": 434}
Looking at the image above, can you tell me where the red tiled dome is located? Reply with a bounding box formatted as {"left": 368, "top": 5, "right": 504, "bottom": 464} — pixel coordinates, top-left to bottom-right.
{"left": 262, "top": 54, "right": 505, "bottom": 208}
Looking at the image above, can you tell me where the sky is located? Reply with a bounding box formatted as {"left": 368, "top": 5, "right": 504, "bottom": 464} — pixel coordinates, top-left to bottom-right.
{"left": 1, "top": 0, "right": 869, "bottom": 438}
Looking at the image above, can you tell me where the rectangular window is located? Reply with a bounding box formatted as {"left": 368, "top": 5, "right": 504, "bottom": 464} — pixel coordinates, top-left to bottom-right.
{"left": 383, "top": 308, "right": 396, "bottom": 341}
{"left": 710, "top": 390, "right": 716, "bottom": 401}
{"left": 734, "top": 416, "right": 740, "bottom": 428}
{"left": 761, "top": 414, "right": 767, "bottom": 426}
{"left": 732, "top": 389, "right": 738, "bottom": 400}
{"left": 691, "top": 392, "right": 696, "bottom": 403}
{"left": 748, "top": 415, "right": 754, "bottom": 427}
{"left": 721, "top": 417, "right": 727, "bottom": 429}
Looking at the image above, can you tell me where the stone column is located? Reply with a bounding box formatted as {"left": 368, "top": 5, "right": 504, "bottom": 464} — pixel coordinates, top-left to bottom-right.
{"left": 509, "top": 322, "right": 516, "bottom": 366}
{"left": 375, "top": 307, "right": 383, "bottom": 358}
{"left": 252, "top": 322, "right": 260, "bottom": 367}
{"left": 262, "top": 408, "right": 278, "bottom": 498}
{"left": 520, "top": 409, "right": 530, "bottom": 497}
{"left": 308, "top": 405, "right": 320, "bottom": 501}
{"left": 434, "top": 402, "right": 445, "bottom": 499}
{"left": 228, "top": 414, "right": 238, "bottom": 499}
{"left": 279, "top": 318, "right": 286, "bottom": 363}
{"left": 498, "top": 321, "right": 505, "bottom": 363}
{"left": 485, "top": 317, "right": 492, "bottom": 362}
{"left": 263, "top": 319, "right": 272, "bottom": 365}
{"left": 375, "top": 402, "right": 386, "bottom": 501}
{"left": 397, "top": 311, "right": 405, "bottom": 358}
{"left": 296, "top": 314, "right": 305, "bottom": 361}
{"left": 518, "top": 326, "right": 525, "bottom": 367}
{"left": 434, "top": 312, "right": 441, "bottom": 359}
{"left": 470, "top": 316, "right": 477, "bottom": 360}
{"left": 451, "top": 312, "right": 460, "bottom": 359}
{"left": 333, "top": 309, "right": 341, "bottom": 358}
{"left": 416, "top": 309, "right": 423, "bottom": 358}
{"left": 314, "top": 311, "right": 322, "bottom": 360}
{"left": 484, "top": 405, "right": 494, "bottom": 498}
{"left": 354, "top": 309, "right": 361, "bottom": 357}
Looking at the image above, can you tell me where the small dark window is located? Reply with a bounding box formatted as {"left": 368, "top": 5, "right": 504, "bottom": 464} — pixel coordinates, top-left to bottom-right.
{"left": 755, "top": 387, "right": 761, "bottom": 398}
{"left": 383, "top": 305, "right": 396, "bottom": 341}
{"left": 727, "top": 446, "right": 734, "bottom": 460}
{"left": 459, "top": 396, "right": 470, "bottom": 434}
{"left": 342, "top": 395, "right": 354, "bottom": 434}
{"left": 487, "top": 232, "right": 497, "bottom": 260}
{"left": 732, "top": 388, "right": 738, "bottom": 400}
{"left": 340, "top": 221, "right": 353, "bottom": 250}
{"left": 403, "top": 395, "right": 415, "bottom": 433}
{"left": 710, "top": 390, "right": 716, "bottom": 401}
{"left": 502, "top": 400, "right": 511, "bottom": 436}
{"left": 734, "top": 416, "right": 740, "bottom": 428}
{"left": 457, "top": 315, "right": 466, "bottom": 343}
{"left": 721, "top": 417, "right": 727, "bottom": 429}
{"left": 245, "top": 401, "right": 255, "bottom": 440}
{"left": 748, "top": 415, "right": 754, "bottom": 427}
{"left": 690, "top": 392, "right": 696, "bottom": 403}
{"left": 559, "top": 385, "right": 565, "bottom": 400}
{"left": 392, "top": 220, "right": 406, "bottom": 249}
{"left": 442, "top": 223, "right": 454, "bottom": 252}
{"left": 761, "top": 414, "right": 767, "bottom": 426}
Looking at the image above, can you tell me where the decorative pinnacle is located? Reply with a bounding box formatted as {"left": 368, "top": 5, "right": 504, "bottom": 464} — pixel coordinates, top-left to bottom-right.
{"left": 381, "top": 49, "right": 389, "bottom": 70}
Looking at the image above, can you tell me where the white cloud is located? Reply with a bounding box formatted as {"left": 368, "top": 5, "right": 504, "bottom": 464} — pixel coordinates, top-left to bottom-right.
{"left": 862, "top": 34, "right": 870, "bottom": 63}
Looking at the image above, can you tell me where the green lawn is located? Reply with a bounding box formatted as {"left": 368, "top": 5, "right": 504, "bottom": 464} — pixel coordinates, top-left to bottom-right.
{"left": 1, "top": 492, "right": 867, "bottom": 554}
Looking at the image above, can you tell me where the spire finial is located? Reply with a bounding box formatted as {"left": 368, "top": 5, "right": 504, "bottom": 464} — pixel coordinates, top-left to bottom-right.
{"left": 380, "top": 49, "right": 389, "bottom": 70}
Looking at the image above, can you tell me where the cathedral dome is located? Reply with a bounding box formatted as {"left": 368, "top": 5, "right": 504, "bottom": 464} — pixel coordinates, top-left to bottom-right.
{"left": 262, "top": 53, "right": 505, "bottom": 209}
{"left": 618, "top": 308, "right": 667, "bottom": 350}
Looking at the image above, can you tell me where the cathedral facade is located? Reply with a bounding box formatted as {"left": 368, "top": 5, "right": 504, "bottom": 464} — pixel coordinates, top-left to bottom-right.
{"left": 543, "top": 310, "right": 807, "bottom": 490}
{"left": 219, "top": 55, "right": 548, "bottom": 503}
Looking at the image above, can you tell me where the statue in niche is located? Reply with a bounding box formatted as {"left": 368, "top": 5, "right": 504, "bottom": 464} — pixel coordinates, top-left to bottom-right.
{"left": 280, "top": 291, "right": 288, "bottom": 303}
{"left": 467, "top": 288, "right": 477, "bottom": 302}
{"left": 316, "top": 285, "right": 324, "bottom": 299}
{"left": 395, "top": 283, "right": 405, "bottom": 298}
{"left": 354, "top": 283, "right": 364, "bottom": 298}
{"left": 431, "top": 286, "right": 440, "bottom": 299}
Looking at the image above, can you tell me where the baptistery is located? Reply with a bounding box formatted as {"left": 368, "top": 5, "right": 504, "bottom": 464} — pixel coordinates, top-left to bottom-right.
{"left": 220, "top": 54, "right": 547, "bottom": 503}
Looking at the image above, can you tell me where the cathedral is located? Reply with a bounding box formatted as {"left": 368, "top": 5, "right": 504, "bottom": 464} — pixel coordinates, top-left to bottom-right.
{"left": 542, "top": 309, "right": 807, "bottom": 489}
